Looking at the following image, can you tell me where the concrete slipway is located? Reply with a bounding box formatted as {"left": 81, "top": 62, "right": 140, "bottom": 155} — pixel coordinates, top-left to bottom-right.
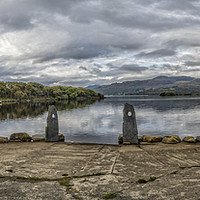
{"left": 0, "top": 142, "right": 200, "bottom": 199}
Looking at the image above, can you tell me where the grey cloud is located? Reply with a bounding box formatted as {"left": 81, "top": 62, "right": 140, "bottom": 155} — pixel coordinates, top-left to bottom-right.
{"left": 89, "top": 64, "right": 102, "bottom": 74}
{"left": 93, "top": 63, "right": 103, "bottom": 68}
{"left": 79, "top": 66, "right": 87, "bottom": 71}
{"left": 79, "top": 65, "right": 102, "bottom": 74}
{"left": 0, "top": 14, "right": 33, "bottom": 31}
{"left": 58, "top": 79, "right": 92, "bottom": 87}
{"left": 163, "top": 64, "right": 182, "bottom": 72}
{"left": 34, "top": 43, "right": 110, "bottom": 63}
{"left": 119, "top": 64, "right": 148, "bottom": 72}
{"left": 0, "top": 65, "right": 49, "bottom": 82}
{"left": 148, "top": 64, "right": 183, "bottom": 74}
{"left": 166, "top": 39, "right": 200, "bottom": 49}
{"left": 183, "top": 68, "right": 200, "bottom": 72}
{"left": 0, "top": 0, "right": 84, "bottom": 31}
{"left": 157, "top": 0, "right": 199, "bottom": 13}
{"left": 137, "top": 49, "right": 177, "bottom": 58}
{"left": 0, "top": 66, "right": 14, "bottom": 77}
{"left": 184, "top": 61, "right": 200, "bottom": 67}
{"left": 0, "top": 0, "right": 193, "bottom": 63}
{"left": 100, "top": 1, "right": 200, "bottom": 32}
{"left": 0, "top": 2, "right": 32, "bottom": 31}
{"left": 1, "top": 0, "right": 200, "bottom": 86}
{"left": 90, "top": 68, "right": 101, "bottom": 74}
{"left": 65, "top": 45, "right": 107, "bottom": 60}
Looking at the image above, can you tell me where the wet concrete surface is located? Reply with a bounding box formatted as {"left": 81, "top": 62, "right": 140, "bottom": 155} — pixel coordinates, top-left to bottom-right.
{"left": 0, "top": 142, "right": 200, "bottom": 199}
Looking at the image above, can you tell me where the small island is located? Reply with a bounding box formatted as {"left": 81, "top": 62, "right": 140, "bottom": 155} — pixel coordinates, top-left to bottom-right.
{"left": 0, "top": 81, "right": 104, "bottom": 103}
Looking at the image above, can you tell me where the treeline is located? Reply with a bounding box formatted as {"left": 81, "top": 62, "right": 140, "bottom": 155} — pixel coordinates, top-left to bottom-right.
{"left": 159, "top": 91, "right": 200, "bottom": 96}
{"left": 105, "top": 86, "right": 200, "bottom": 96}
{"left": 0, "top": 81, "right": 104, "bottom": 101}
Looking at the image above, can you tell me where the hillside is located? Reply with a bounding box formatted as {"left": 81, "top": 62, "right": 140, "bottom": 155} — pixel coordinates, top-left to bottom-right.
{"left": 92, "top": 76, "right": 200, "bottom": 95}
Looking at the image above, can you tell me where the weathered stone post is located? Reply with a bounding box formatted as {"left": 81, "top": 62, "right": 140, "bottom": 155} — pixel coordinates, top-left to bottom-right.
{"left": 123, "top": 103, "right": 138, "bottom": 144}
{"left": 45, "top": 105, "right": 59, "bottom": 142}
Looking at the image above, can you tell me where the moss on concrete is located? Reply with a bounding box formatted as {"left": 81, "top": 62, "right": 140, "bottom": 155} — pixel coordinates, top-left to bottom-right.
{"left": 103, "top": 193, "right": 117, "bottom": 199}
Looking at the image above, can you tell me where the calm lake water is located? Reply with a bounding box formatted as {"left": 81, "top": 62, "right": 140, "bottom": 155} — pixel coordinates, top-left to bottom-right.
{"left": 0, "top": 96, "right": 200, "bottom": 144}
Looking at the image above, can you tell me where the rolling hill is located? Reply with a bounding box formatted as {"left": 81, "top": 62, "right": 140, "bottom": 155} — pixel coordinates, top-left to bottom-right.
{"left": 90, "top": 76, "right": 200, "bottom": 95}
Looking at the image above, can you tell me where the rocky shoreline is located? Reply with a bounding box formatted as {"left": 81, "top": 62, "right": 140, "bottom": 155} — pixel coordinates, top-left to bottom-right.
{"left": 0, "top": 132, "right": 65, "bottom": 143}
{"left": 119, "top": 134, "right": 199, "bottom": 144}
{"left": 1, "top": 132, "right": 200, "bottom": 145}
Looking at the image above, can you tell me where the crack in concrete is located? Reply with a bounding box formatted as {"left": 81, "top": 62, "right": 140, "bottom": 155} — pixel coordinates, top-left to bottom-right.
{"left": 110, "top": 152, "right": 120, "bottom": 174}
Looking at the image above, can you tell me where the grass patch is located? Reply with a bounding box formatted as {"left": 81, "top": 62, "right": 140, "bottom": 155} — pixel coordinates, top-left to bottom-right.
{"left": 73, "top": 172, "right": 105, "bottom": 179}
{"left": 103, "top": 193, "right": 117, "bottom": 199}
{"left": 15, "top": 176, "right": 55, "bottom": 182}
{"left": 0, "top": 176, "right": 5, "bottom": 178}
{"left": 16, "top": 176, "right": 27, "bottom": 180}
{"left": 72, "top": 195, "right": 83, "bottom": 200}
{"left": 148, "top": 177, "right": 157, "bottom": 182}
{"left": 59, "top": 178, "right": 72, "bottom": 189}
{"left": 137, "top": 177, "right": 157, "bottom": 184}
{"left": 59, "top": 172, "right": 105, "bottom": 190}
{"left": 6, "top": 169, "right": 13, "bottom": 173}
{"left": 137, "top": 178, "right": 147, "bottom": 184}
{"left": 29, "top": 177, "right": 51, "bottom": 181}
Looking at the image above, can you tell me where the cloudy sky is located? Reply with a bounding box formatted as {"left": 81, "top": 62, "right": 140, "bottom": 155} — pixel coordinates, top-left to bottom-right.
{"left": 1, "top": 0, "right": 200, "bottom": 87}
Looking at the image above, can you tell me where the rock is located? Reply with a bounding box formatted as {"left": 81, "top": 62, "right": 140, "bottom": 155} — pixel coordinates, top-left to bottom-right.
{"left": 162, "top": 135, "right": 181, "bottom": 144}
{"left": 58, "top": 134, "right": 65, "bottom": 142}
{"left": 32, "top": 134, "right": 45, "bottom": 142}
{"left": 143, "top": 135, "right": 163, "bottom": 143}
{"left": 138, "top": 136, "right": 143, "bottom": 142}
{"left": 32, "top": 134, "right": 64, "bottom": 142}
{"left": 123, "top": 103, "right": 138, "bottom": 144}
{"left": 118, "top": 134, "right": 123, "bottom": 144}
{"left": 123, "top": 142, "right": 131, "bottom": 145}
{"left": 183, "top": 136, "right": 196, "bottom": 143}
{"left": 45, "top": 105, "right": 59, "bottom": 142}
{"left": 0, "top": 136, "right": 9, "bottom": 143}
{"left": 10, "top": 132, "right": 31, "bottom": 142}
{"left": 196, "top": 136, "right": 200, "bottom": 142}
{"left": 119, "top": 135, "right": 142, "bottom": 144}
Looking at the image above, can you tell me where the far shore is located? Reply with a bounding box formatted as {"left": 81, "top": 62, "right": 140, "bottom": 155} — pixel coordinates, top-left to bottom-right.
{"left": 0, "top": 96, "right": 103, "bottom": 105}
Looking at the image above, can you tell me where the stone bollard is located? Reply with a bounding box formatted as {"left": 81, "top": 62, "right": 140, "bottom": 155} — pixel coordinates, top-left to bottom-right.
{"left": 45, "top": 105, "right": 59, "bottom": 142}
{"left": 123, "top": 103, "right": 138, "bottom": 144}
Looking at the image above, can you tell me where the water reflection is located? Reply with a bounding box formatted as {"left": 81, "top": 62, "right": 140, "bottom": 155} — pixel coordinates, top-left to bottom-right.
{"left": 1, "top": 96, "right": 200, "bottom": 144}
{"left": 61, "top": 96, "right": 200, "bottom": 144}
{"left": 106, "top": 95, "right": 200, "bottom": 111}
{"left": 0, "top": 99, "right": 97, "bottom": 120}
{"left": 0, "top": 99, "right": 98, "bottom": 139}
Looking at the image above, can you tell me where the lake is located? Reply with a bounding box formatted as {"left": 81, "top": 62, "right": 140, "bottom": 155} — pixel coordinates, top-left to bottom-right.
{"left": 0, "top": 96, "right": 200, "bottom": 144}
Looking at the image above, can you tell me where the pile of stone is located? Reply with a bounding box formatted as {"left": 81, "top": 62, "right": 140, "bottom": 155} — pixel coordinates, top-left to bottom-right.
{"left": 118, "top": 134, "right": 200, "bottom": 144}
{"left": 0, "top": 137, "right": 9, "bottom": 143}
{"left": 0, "top": 133, "right": 65, "bottom": 143}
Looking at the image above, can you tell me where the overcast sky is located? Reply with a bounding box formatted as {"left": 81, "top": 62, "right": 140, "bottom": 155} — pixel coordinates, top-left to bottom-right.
{"left": 0, "top": 0, "right": 200, "bottom": 87}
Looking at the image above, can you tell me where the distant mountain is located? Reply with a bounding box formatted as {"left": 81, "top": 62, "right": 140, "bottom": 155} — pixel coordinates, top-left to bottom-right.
{"left": 85, "top": 85, "right": 101, "bottom": 89}
{"left": 93, "top": 76, "right": 199, "bottom": 95}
